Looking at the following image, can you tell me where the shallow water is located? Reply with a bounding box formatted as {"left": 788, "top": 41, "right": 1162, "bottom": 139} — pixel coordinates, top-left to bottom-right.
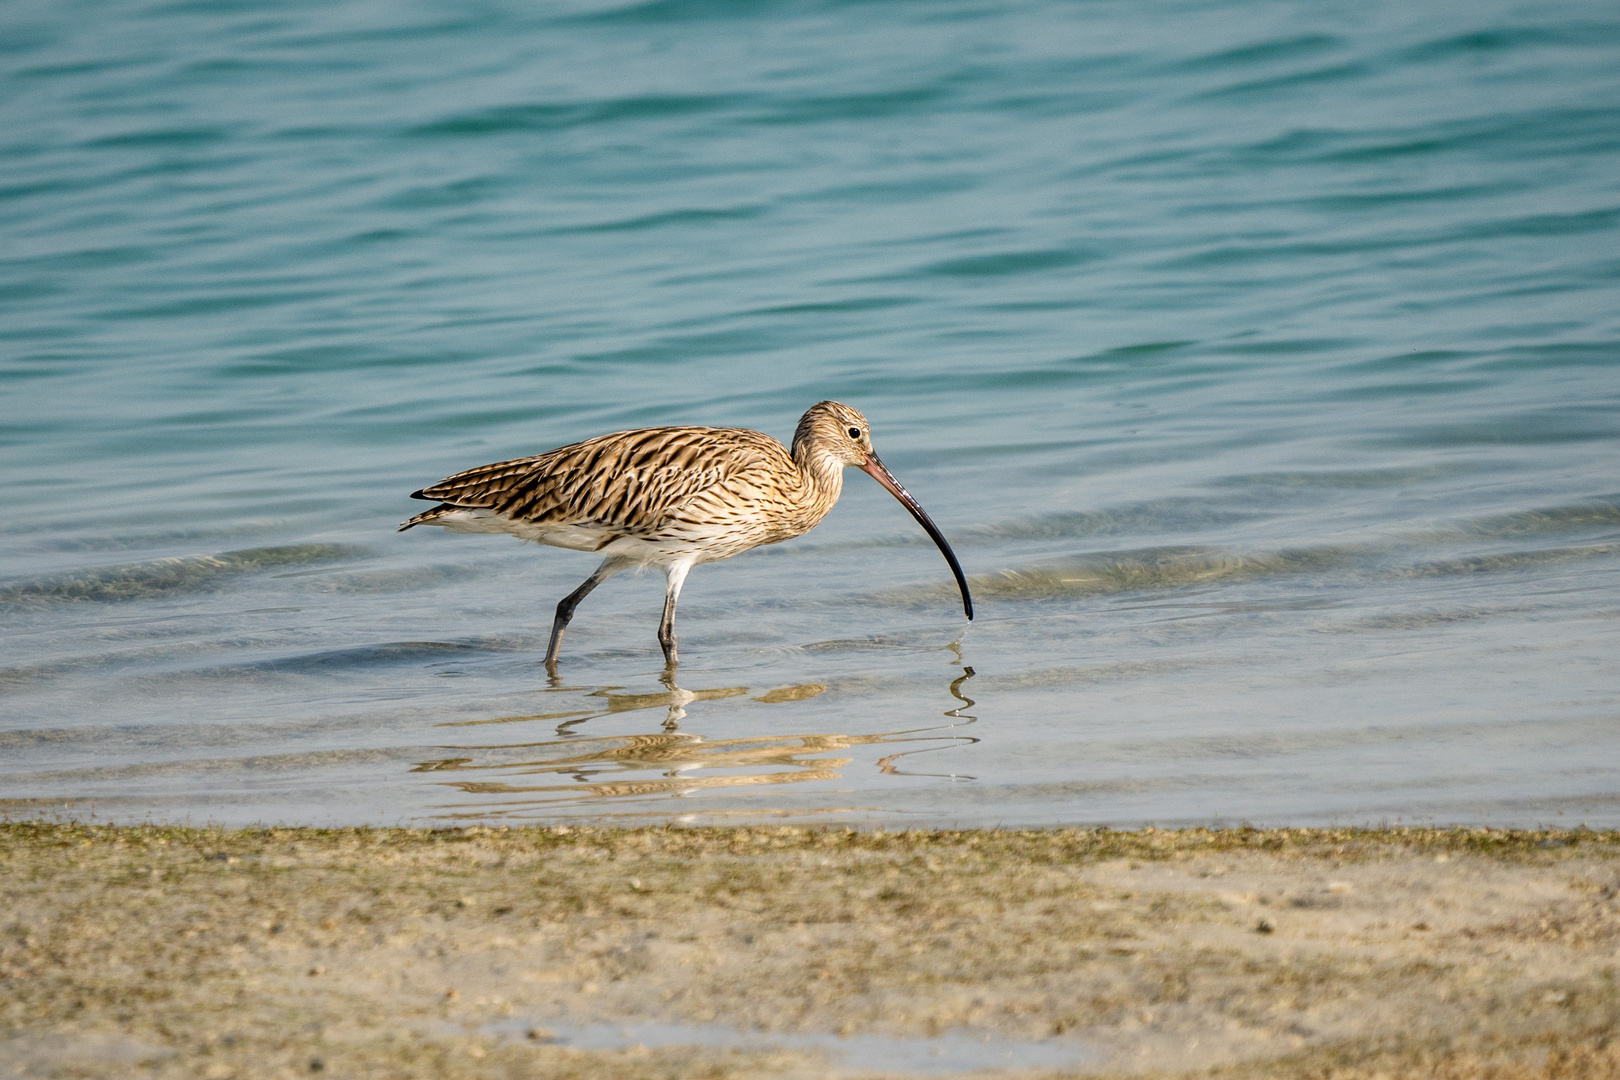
{"left": 3, "top": 0, "right": 1618, "bottom": 828}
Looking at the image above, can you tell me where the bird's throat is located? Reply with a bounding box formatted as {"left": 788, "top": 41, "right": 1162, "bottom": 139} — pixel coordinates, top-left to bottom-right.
{"left": 795, "top": 445, "right": 846, "bottom": 516}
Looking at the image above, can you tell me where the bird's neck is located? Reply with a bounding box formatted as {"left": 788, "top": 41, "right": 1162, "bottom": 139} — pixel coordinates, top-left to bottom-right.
{"left": 791, "top": 439, "right": 845, "bottom": 514}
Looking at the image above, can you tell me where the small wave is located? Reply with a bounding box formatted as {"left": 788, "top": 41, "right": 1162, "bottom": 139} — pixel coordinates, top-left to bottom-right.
{"left": 882, "top": 545, "right": 1360, "bottom": 605}
{"left": 800, "top": 496, "right": 1262, "bottom": 556}
{"left": 1214, "top": 466, "right": 1453, "bottom": 490}
{"left": 407, "top": 94, "right": 738, "bottom": 137}
{"left": 917, "top": 247, "right": 1099, "bottom": 278}
{"left": 856, "top": 494, "right": 1620, "bottom": 565}
{"left": 1401, "top": 543, "right": 1620, "bottom": 578}
{"left": 752, "top": 86, "right": 949, "bottom": 126}
{"left": 1316, "top": 106, "right": 1619, "bottom": 164}
{"left": 1448, "top": 205, "right": 1620, "bottom": 243}
{"left": 1175, "top": 34, "right": 1342, "bottom": 73}
{"left": 563, "top": 0, "right": 795, "bottom": 27}
{"left": 1474, "top": 341, "right": 1620, "bottom": 372}
{"left": 0, "top": 544, "right": 370, "bottom": 606}
{"left": 17, "top": 522, "right": 303, "bottom": 554}
{"left": 555, "top": 206, "right": 765, "bottom": 234}
{"left": 81, "top": 126, "right": 232, "bottom": 149}
{"left": 972, "top": 656, "right": 1230, "bottom": 692}
{"left": 1400, "top": 24, "right": 1620, "bottom": 62}
{"left": 314, "top": 564, "right": 485, "bottom": 594}
{"left": 1199, "top": 60, "right": 1371, "bottom": 101}
{"left": 880, "top": 521, "right": 1620, "bottom": 605}
{"left": 1375, "top": 406, "right": 1618, "bottom": 449}
{"left": 1340, "top": 609, "right": 1497, "bottom": 633}
{"left": 737, "top": 295, "right": 920, "bottom": 319}
{"left": 959, "top": 501, "right": 1262, "bottom": 543}
{"left": 1411, "top": 500, "right": 1620, "bottom": 542}
{"left": 199, "top": 640, "right": 491, "bottom": 677}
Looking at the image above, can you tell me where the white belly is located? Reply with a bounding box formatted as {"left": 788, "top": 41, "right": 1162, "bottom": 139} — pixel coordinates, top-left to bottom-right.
{"left": 428, "top": 508, "right": 615, "bottom": 551}
{"left": 425, "top": 508, "right": 718, "bottom": 568}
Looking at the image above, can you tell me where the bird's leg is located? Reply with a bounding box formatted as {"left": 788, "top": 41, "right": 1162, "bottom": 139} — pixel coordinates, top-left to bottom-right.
{"left": 657, "top": 595, "right": 677, "bottom": 668}
{"left": 546, "top": 557, "right": 626, "bottom": 677}
{"left": 658, "top": 561, "right": 694, "bottom": 671}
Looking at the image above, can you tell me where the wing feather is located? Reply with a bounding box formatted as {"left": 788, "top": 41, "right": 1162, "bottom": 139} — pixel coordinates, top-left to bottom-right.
{"left": 411, "top": 427, "right": 794, "bottom": 539}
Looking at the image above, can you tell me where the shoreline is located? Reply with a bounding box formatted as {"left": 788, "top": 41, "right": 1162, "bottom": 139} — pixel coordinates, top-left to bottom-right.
{"left": 4, "top": 823, "right": 1617, "bottom": 1078}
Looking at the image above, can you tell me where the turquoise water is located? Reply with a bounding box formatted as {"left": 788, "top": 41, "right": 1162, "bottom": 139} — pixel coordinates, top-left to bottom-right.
{"left": 3, "top": 0, "right": 1618, "bottom": 828}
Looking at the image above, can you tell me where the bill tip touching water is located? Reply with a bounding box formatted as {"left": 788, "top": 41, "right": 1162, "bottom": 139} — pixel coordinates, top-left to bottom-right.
{"left": 401, "top": 401, "right": 973, "bottom": 674}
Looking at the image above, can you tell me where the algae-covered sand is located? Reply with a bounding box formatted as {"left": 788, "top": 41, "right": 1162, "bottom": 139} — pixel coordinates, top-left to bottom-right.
{"left": 2, "top": 824, "right": 1617, "bottom": 1079}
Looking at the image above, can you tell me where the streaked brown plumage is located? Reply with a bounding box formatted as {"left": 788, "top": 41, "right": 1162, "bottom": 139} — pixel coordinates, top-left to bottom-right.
{"left": 401, "top": 401, "right": 972, "bottom": 673}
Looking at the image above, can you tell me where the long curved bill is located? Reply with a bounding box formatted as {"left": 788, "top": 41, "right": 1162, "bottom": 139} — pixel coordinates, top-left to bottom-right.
{"left": 860, "top": 454, "right": 974, "bottom": 620}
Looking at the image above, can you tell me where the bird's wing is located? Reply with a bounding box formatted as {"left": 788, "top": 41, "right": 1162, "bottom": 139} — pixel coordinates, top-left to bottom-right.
{"left": 412, "top": 427, "right": 788, "bottom": 536}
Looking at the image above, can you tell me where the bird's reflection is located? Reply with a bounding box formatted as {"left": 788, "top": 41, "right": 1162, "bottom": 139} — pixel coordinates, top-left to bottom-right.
{"left": 582, "top": 671, "right": 748, "bottom": 731}
{"left": 415, "top": 665, "right": 979, "bottom": 820}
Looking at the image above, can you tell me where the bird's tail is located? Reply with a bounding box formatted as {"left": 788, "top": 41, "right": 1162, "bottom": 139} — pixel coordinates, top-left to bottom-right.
{"left": 398, "top": 503, "right": 457, "bottom": 532}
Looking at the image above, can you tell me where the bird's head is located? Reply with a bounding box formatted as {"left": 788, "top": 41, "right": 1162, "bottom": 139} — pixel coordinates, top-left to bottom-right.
{"left": 793, "top": 400, "right": 873, "bottom": 466}
{"left": 791, "top": 399, "right": 973, "bottom": 621}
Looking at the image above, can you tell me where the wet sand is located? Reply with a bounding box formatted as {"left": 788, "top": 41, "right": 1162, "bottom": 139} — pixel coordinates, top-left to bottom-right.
{"left": 2, "top": 824, "right": 1617, "bottom": 1078}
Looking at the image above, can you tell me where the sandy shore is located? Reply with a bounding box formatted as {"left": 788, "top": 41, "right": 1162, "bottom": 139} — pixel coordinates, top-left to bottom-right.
{"left": 2, "top": 824, "right": 1616, "bottom": 1079}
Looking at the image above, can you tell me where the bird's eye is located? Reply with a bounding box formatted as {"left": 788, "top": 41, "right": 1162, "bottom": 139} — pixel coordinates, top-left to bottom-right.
{"left": 848, "top": 427, "right": 861, "bottom": 439}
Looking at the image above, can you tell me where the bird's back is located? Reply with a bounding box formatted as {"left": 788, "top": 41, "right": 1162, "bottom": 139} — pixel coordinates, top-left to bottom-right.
{"left": 401, "top": 426, "right": 826, "bottom": 558}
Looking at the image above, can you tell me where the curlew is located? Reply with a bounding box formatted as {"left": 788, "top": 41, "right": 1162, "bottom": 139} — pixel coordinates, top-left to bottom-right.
{"left": 400, "top": 401, "right": 972, "bottom": 674}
